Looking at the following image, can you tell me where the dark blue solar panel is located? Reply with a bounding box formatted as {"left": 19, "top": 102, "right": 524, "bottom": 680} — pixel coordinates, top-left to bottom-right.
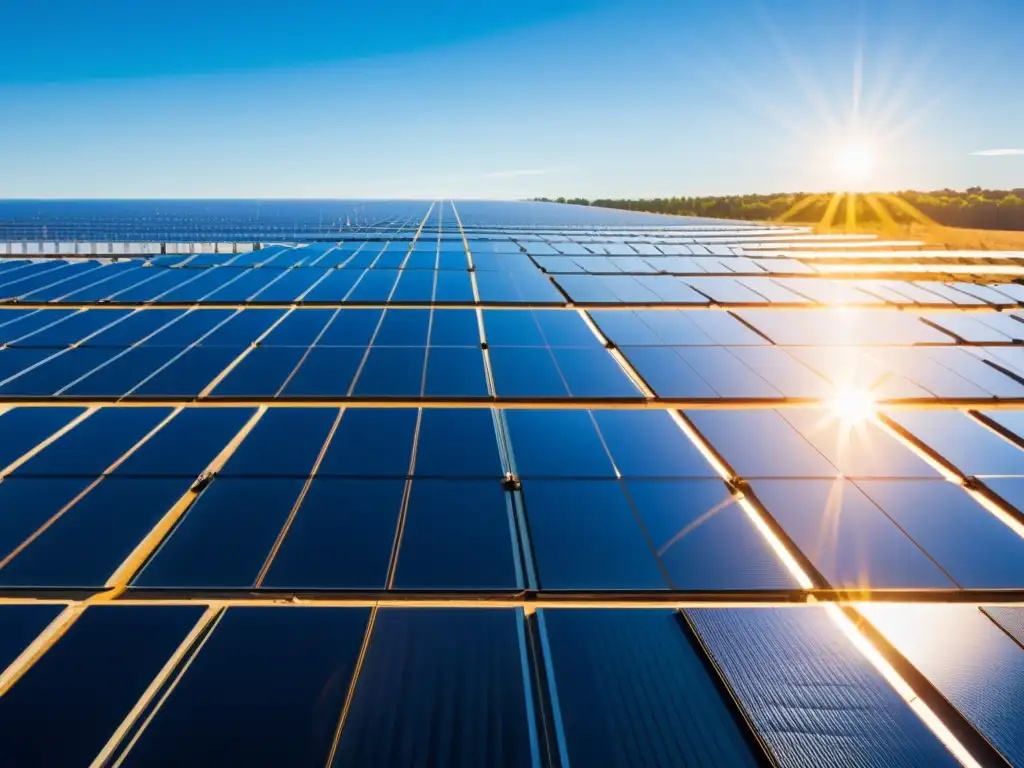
{"left": 352, "top": 347, "right": 426, "bottom": 396}
{"left": 374, "top": 309, "right": 431, "bottom": 346}
{"left": 199, "top": 309, "right": 285, "bottom": 345}
{"left": 82, "top": 309, "right": 183, "bottom": 346}
{"left": 280, "top": 347, "right": 363, "bottom": 396}
{"left": 143, "top": 309, "right": 234, "bottom": 345}
{"left": 221, "top": 408, "right": 336, "bottom": 476}
{"left": 319, "top": 408, "right": 417, "bottom": 476}
{"left": 415, "top": 408, "right": 502, "bottom": 477}
{"left": 0, "top": 477, "right": 95, "bottom": 558}
{"left": 317, "top": 308, "right": 382, "bottom": 345}
{"left": 133, "top": 478, "right": 304, "bottom": 588}
{"left": 252, "top": 269, "right": 323, "bottom": 302}
{"left": 424, "top": 347, "right": 489, "bottom": 396}
{"left": 627, "top": 479, "right": 795, "bottom": 590}
{"left": 0, "top": 603, "right": 65, "bottom": 673}
{"left": 592, "top": 410, "right": 714, "bottom": 477}
{"left": 0, "top": 348, "right": 58, "bottom": 385}
{"left": 261, "top": 479, "right": 403, "bottom": 589}
{"left": 622, "top": 347, "right": 719, "bottom": 398}
{"left": 0, "top": 347, "right": 121, "bottom": 396}
{"left": 524, "top": 479, "right": 668, "bottom": 590}
{"left": 686, "top": 410, "right": 838, "bottom": 477}
{"left": 128, "top": 346, "right": 241, "bottom": 397}
{"left": 484, "top": 310, "right": 547, "bottom": 346}
{"left": 118, "top": 607, "right": 370, "bottom": 766}
{"left": 0, "top": 605, "right": 205, "bottom": 766}
{"left": 13, "top": 407, "right": 171, "bottom": 476}
{"left": 0, "top": 477, "right": 192, "bottom": 587}
{"left": 0, "top": 309, "right": 76, "bottom": 344}
{"left": 113, "top": 407, "right": 253, "bottom": 477}
{"left": 0, "top": 406, "right": 85, "bottom": 470}
{"left": 429, "top": 309, "right": 480, "bottom": 346}
{"left": 490, "top": 347, "right": 569, "bottom": 397}
{"left": 433, "top": 270, "right": 474, "bottom": 301}
{"left": 210, "top": 347, "right": 304, "bottom": 397}
{"left": 550, "top": 348, "right": 641, "bottom": 397}
{"left": 62, "top": 346, "right": 184, "bottom": 397}
{"left": 394, "top": 480, "right": 518, "bottom": 589}
{"left": 541, "top": 609, "right": 763, "bottom": 767}
{"left": 333, "top": 608, "right": 535, "bottom": 767}
{"left": 391, "top": 270, "right": 435, "bottom": 301}
{"left": 260, "top": 309, "right": 335, "bottom": 345}
{"left": 506, "top": 410, "right": 614, "bottom": 477}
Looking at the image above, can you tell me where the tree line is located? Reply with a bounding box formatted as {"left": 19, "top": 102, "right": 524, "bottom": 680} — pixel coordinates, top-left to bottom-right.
{"left": 534, "top": 189, "right": 1024, "bottom": 231}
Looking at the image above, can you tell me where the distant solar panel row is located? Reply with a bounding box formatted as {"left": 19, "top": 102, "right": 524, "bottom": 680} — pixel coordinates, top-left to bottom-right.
{"left": 3, "top": 256, "right": 1024, "bottom": 308}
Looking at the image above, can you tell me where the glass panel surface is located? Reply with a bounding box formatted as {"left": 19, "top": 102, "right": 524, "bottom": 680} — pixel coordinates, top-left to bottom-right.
{"left": 133, "top": 478, "right": 305, "bottom": 588}
{"left": 261, "top": 479, "right": 403, "bottom": 589}
{"left": 393, "top": 480, "right": 518, "bottom": 589}
{"left": 506, "top": 410, "right": 614, "bottom": 477}
{"left": 751, "top": 478, "right": 956, "bottom": 589}
{"left": 862, "top": 604, "right": 1024, "bottom": 766}
{"left": 686, "top": 410, "right": 838, "bottom": 477}
{"left": 523, "top": 479, "right": 668, "bottom": 590}
{"left": 0, "top": 605, "right": 205, "bottom": 766}
{"left": 687, "top": 607, "right": 958, "bottom": 768}
{"left": 333, "top": 609, "right": 534, "bottom": 768}
{"left": 856, "top": 479, "right": 1024, "bottom": 588}
{"left": 886, "top": 410, "right": 1024, "bottom": 476}
{"left": 627, "top": 479, "right": 796, "bottom": 590}
{"left": 121, "top": 607, "right": 369, "bottom": 767}
{"left": 541, "top": 608, "right": 763, "bottom": 768}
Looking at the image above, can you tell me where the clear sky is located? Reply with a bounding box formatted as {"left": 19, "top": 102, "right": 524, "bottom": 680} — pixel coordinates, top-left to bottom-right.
{"left": 1, "top": 0, "right": 1021, "bottom": 199}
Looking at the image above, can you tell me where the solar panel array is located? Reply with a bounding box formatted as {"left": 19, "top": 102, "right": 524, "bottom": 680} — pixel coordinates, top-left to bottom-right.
{"left": 1, "top": 199, "right": 1024, "bottom": 766}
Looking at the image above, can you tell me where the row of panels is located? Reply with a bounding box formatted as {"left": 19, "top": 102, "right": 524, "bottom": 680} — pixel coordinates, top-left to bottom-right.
{"left": 2, "top": 336, "right": 1023, "bottom": 402}
{"left": 147, "top": 252, "right": 789, "bottom": 277}
{"left": 1, "top": 344, "right": 1021, "bottom": 401}
{"left": 0, "top": 473, "right": 1015, "bottom": 591}
{"left": 4, "top": 255, "right": 1023, "bottom": 308}
{"left": 1, "top": 603, "right": 1021, "bottom": 766}
{"left": 1, "top": 407, "right": 1023, "bottom": 590}
{"left": 4, "top": 305, "right": 1023, "bottom": 350}
{"left": 0, "top": 261, "right": 551, "bottom": 303}
{"left": 2, "top": 404, "right": 1023, "bottom": 482}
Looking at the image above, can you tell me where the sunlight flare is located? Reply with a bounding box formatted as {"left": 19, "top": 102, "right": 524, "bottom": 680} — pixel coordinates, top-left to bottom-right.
{"left": 835, "top": 140, "right": 876, "bottom": 189}
{"left": 828, "top": 386, "right": 877, "bottom": 424}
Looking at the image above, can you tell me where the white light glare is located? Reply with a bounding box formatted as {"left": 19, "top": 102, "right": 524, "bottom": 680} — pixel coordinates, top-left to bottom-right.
{"left": 828, "top": 386, "right": 877, "bottom": 424}
{"left": 835, "top": 141, "right": 876, "bottom": 187}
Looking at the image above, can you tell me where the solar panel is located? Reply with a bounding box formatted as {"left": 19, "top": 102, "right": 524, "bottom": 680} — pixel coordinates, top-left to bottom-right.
{"left": 0, "top": 198, "right": 1022, "bottom": 765}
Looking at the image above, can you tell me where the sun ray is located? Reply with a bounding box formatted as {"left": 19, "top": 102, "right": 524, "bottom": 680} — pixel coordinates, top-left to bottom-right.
{"left": 863, "top": 193, "right": 900, "bottom": 235}
{"left": 656, "top": 494, "right": 736, "bottom": 557}
{"left": 775, "top": 193, "right": 825, "bottom": 224}
{"left": 846, "top": 192, "right": 857, "bottom": 232}
{"left": 880, "top": 192, "right": 937, "bottom": 227}
{"left": 818, "top": 191, "right": 845, "bottom": 232}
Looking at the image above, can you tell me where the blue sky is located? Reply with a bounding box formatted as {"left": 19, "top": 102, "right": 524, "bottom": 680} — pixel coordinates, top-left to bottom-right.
{"left": 1, "top": 0, "right": 1021, "bottom": 198}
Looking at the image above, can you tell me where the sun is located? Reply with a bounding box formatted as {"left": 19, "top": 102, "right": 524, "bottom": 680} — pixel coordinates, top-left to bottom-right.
{"left": 835, "top": 140, "right": 876, "bottom": 189}
{"left": 828, "top": 386, "right": 877, "bottom": 424}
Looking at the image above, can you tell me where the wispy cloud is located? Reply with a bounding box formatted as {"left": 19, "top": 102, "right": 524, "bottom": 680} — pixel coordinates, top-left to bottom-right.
{"left": 483, "top": 169, "right": 549, "bottom": 179}
{"left": 970, "top": 148, "right": 1024, "bottom": 157}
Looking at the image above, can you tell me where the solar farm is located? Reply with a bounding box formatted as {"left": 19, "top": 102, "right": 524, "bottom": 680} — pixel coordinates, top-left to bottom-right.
{"left": 0, "top": 199, "right": 1022, "bottom": 766}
